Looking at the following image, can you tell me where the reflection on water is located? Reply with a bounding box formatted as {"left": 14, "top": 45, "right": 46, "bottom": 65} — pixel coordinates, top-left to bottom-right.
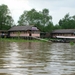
{"left": 0, "top": 41, "right": 75, "bottom": 75}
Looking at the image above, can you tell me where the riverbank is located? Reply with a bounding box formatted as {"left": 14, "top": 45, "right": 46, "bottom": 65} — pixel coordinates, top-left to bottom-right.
{"left": 0, "top": 38, "right": 49, "bottom": 42}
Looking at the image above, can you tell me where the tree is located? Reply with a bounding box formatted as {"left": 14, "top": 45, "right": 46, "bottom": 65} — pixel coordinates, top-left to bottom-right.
{"left": 59, "top": 13, "right": 75, "bottom": 29}
{"left": 18, "top": 8, "right": 53, "bottom": 32}
{"left": 53, "top": 24, "right": 61, "bottom": 30}
{"left": 18, "top": 9, "right": 40, "bottom": 25}
{"left": 41, "top": 9, "right": 52, "bottom": 26}
{"left": 43, "top": 22, "right": 53, "bottom": 32}
{"left": 18, "top": 11, "right": 28, "bottom": 25}
{"left": 0, "top": 4, "right": 14, "bottom": 30}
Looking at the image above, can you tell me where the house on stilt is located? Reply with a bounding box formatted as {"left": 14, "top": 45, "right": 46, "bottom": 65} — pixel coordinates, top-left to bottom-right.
{"left": 8, "top": 25, "right": 40, "bottom": 39}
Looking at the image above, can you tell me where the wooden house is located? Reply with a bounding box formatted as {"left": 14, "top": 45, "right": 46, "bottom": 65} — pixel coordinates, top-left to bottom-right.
{"left": 51, "top": 29, "right": 75, "bottom": 38}
{"left": 8, "top": 25, "right": 40, "bottom": 38}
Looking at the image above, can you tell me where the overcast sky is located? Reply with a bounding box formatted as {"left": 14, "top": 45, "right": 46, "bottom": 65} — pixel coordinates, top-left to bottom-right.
{"left": 0, "top": 0, "right": 75, "bottom": 25}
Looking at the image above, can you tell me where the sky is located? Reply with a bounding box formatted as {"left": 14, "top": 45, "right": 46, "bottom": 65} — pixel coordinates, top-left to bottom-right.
{"left": 0, "top": 0, "right": 75, "bottom": 25}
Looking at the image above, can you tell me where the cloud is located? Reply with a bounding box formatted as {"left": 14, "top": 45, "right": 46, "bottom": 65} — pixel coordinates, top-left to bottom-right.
{"left": 0, "top": 0, "right": 31, "bottom": 24}
{"left": 0, "top": 0, "right": 75, "bottom": 25}
{"left": 0, "top": 0, "right": 30, "bottom": 10}
{"left": 28, "top": 0, "right": 75, "bottom": 24}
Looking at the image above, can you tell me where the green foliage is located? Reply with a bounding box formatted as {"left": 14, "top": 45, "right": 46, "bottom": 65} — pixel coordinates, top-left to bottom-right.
{"left": 1, "top": 4, "right": 75, "bottom": 32}
{"left": 44, "top": 22, "right": 53, "bottom": 32}
{"left": 1, "top": 3, "right": 75, "bottom": 32}
{"left": 53, "top": 24, "right": 61, "bottom": 30}
{"left": 18, "top": 8, "right": 53, "bottom": 32}
{"left": 0, "top": 38, "right": 44, "bottom": 42}
{"left": 59, "top": 13, "right": 75, "bottom": 29}
{"left": 0, "top": 4, "right": 14, "bottom": 30}
{"left": 70, "top": 41, "right": 74, "bottom": 45}
{"left": 18, "top": 9, "right": 75, "bottom": 32}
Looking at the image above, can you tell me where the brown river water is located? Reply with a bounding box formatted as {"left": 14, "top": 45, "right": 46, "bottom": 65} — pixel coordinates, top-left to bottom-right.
{"left": 0, "top": 41, "right": 75, "bottom": 75}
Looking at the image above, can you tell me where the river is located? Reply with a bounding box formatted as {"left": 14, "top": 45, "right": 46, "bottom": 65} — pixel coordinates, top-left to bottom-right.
{"left": 0, "top": 41, "right": 75, "bottom": 75}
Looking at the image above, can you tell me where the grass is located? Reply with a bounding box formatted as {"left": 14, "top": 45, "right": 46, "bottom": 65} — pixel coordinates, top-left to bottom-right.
{"left": 70, "top": 41, "right": 74, "bottom": 45}
{"left": 0, "top": 38, "right": 46, "bottom": 42}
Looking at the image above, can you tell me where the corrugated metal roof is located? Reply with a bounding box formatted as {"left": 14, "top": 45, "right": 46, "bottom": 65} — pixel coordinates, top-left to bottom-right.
{"left": 52, "top": 29, "right": 75, "bottom": 34}
{"left": 8, "top": 26, "right": 38, "bottom": 31}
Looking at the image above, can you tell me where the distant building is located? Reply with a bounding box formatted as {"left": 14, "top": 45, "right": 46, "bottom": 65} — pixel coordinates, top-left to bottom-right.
{"left": 8, "top": 25, "right": 40, "bottom": 38}
{"left": 51, "top": 29, "right": 75, "bottom": 38}
{"left": 0, "top": 30, "right": 8, "bottom": 38}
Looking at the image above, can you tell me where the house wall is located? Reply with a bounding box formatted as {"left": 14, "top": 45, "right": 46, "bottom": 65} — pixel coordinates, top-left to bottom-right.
{"left": 32, "top": 34, "right": 40, "bottom": 37}
{"left": 9, "top": 31, "right": 40, "bottom": 37}
{"left": 10, "top": 32, "right": 29, "bottom": 37}
{"left": 31, "top": 31, "right": 40, "bottom": 37}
